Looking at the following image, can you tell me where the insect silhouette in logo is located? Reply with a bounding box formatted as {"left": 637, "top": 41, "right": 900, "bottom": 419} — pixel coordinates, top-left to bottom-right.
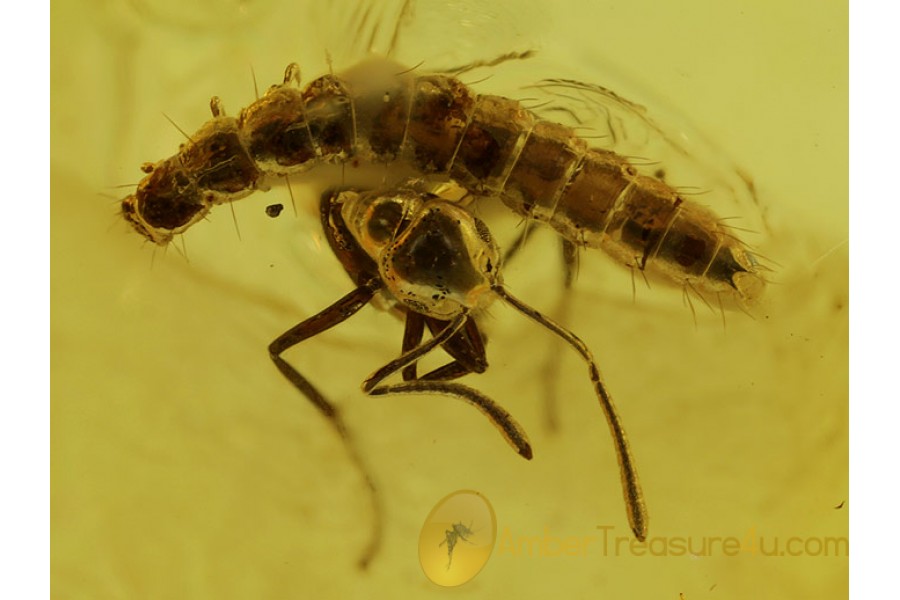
{"left": 439, "top": 521, "right": 476, "bottom": 569}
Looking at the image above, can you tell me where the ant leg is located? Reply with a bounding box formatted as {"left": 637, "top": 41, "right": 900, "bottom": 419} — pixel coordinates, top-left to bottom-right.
{"left": 270, "top": 279, "right": 380, "bottom": 414}
{"left": 417, "top": 361, "right": 472, "bottom": 382}
{"left": 365, "top": 314, "right": 532, "bottom": 459}
{"left": 268, "top": 278, "right": 384, "bottom": 570}
{"left": 368, "top": 380, "right": 533, "bottom": 460}
{"left": 562, "top": 238, "right": 579, "bottom": 289}
{"left": 423, "top": 317, "right": 487, "bottom": 377}
{"left": 493, "top": 285, "right": 648, "bottom": 542}
{"left": 542, "top": 239, "right": 579, "bottom": 433}
{"left": 502, "top": 226, "right": 527, "bottom": 265}
{"left": 362, "top": 314, "right": 468, "bottom": 392}
{"left": 400, "top": 312, "right": 426, "bottom": 381}
{"left": 400, "top": 315, "right": 487, "bottom": 383}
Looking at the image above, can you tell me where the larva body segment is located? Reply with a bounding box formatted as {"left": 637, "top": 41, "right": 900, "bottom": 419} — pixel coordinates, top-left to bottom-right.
{"left": 121, "top": 58, "right": 764, "bottom": 304}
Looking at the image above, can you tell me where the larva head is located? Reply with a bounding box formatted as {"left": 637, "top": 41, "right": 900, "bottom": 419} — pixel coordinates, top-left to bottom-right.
{"left": 121, "top": 158, "right": 209, "bottom": 246}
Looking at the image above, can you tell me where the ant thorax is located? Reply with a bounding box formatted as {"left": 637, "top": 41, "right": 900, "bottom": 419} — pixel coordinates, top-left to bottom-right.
{"left": 337, "top": 186, "right": 501, "bottom": 320}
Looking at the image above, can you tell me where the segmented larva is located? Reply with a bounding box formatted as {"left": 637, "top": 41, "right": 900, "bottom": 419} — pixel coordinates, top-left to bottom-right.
{"left": 121, "top": 58, "right": 765, "bottom": 304}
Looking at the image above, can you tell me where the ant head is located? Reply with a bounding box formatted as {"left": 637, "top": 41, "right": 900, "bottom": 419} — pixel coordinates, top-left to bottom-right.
{"left": 339, "top": 185, "right": 501, "bottom": 319}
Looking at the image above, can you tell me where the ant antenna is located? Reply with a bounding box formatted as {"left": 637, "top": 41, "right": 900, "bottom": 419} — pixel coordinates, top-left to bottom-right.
{"left": 493, "top": 285, "right": 648, "bottom": 541}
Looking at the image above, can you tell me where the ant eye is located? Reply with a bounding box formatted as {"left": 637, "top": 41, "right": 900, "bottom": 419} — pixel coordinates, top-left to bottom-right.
{"left": 366, "top": 200, "right": 403, "bottom": 243}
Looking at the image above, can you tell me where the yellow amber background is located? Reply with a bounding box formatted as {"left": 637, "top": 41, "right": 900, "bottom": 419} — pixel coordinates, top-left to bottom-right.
{"left": 52, "top": 0, "right": 847, "bottom": 597}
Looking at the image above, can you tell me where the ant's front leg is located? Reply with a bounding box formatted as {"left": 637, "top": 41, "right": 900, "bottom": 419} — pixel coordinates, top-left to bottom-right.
{"left": 362, "top": 313, "right": 533, "bottom": 460}
{"left": 268, "top": 277, "right": 384, "bottom": 570}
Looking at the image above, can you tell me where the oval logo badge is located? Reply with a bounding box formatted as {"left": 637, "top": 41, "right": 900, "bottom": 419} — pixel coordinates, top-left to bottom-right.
{"left": 418, "top": 490, "right": 497, "bottom": 586}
